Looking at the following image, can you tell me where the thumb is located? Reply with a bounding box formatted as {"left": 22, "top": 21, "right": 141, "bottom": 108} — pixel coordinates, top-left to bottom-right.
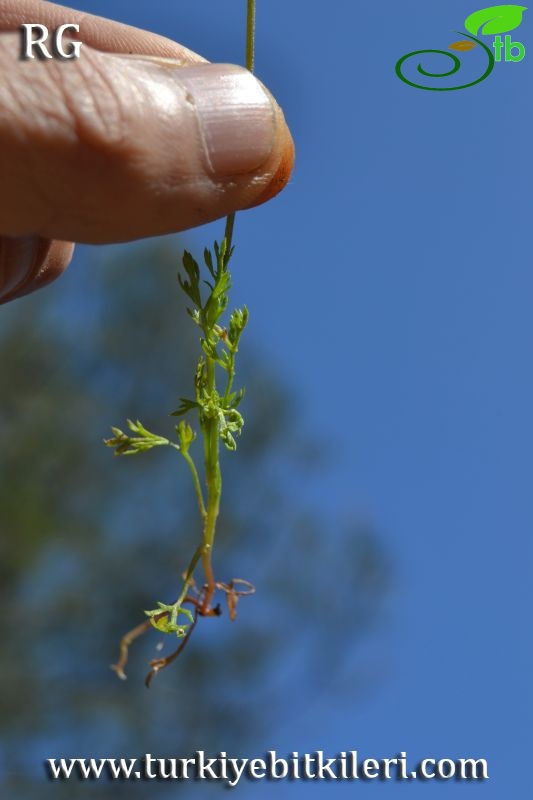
{"left": 0, "top": 35, "right": 294, "bottom": 244}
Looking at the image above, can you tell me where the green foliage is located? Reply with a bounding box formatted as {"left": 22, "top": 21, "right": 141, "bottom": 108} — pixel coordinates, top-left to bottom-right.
{"left": 106, "top": 230, "right": 251, "bottom": 680}
{"left": 171, "top": 237, "right": 247, "bottom": 453}
{"left": 176, "top": 420, "right": 196, "bottom": 454}
{"left": 104, "top": 419, "right": 174, "bottom": 456}
{"left": 144, "top": 603, "right": 194, "bottom": 636}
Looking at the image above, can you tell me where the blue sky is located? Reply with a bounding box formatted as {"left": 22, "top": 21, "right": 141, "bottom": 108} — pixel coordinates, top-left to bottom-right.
{"left": 19, "top": 0, "right": 533, "bottom": 794}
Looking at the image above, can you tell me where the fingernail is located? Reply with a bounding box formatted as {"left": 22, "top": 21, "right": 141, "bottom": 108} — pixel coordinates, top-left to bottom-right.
{"left": 129, "top": 60, "right": 276, "bottom": 176}
{"left": 178, "top": 64, "right": 276, "bottom": 176}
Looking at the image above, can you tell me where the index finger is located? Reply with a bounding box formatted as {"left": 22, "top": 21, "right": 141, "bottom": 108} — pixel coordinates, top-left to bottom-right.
{"left": 0, "top": 0, "right": 207, "bottom": 63}
{"left": 0, "top": 0, "right": 208, "bottom": 305}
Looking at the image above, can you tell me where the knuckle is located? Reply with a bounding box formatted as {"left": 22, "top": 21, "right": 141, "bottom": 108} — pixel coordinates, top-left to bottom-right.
{"left": 55, "top": 48, "right": 131, "bottom": 156}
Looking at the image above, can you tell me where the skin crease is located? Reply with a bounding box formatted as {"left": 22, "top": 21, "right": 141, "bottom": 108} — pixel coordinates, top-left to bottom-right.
{"left": 0, "top": 0, "right": 294, "bottom": 303}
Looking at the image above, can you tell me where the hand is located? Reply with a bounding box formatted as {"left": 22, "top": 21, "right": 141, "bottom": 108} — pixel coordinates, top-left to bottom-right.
{"left": 0, "top": 0, "right": 294, "bottom": 303}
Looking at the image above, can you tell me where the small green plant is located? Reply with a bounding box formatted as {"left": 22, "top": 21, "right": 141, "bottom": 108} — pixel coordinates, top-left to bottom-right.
{"left": 105, "top": 1, "right": 257, "bottom": 686}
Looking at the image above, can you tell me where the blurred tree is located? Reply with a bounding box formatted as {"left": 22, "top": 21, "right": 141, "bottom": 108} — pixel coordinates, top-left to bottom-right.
{"left": 0, "top": 240, "right": 388, "bottom": 798}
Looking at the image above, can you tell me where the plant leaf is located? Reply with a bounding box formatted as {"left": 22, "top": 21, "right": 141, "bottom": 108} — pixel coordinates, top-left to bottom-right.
{"left": 448, "top": 40, "right": 477, "bottom": 51}
{"left": 148, "top": 614, "right": 188, "bottom": 636}
{"left": 464, "top": 5, "right": 527, "bottom": 36}
{"left": 176, "top": 420, "right": 196, "bottom": 453}
{"left": 171, "top": 397, "right": 198, "bottom": 417}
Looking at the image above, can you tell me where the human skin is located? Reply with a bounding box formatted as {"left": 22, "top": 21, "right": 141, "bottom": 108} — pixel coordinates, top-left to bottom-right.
{"left": 0, "top": 0, "right": 294, "bottom": 303}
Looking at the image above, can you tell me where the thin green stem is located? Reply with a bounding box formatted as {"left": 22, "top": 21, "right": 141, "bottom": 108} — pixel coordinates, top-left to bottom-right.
{"left": 246, "top": 0, "right": 256, "bottom": 73}
{"left": 199, "top": 350, "right": 222, "bottom": 607}
{"left": 196, "top": 0, "right": 256, "bottom": 607}
{"left": 220, "top": 0, "right": 255, "bottom": 272}
{"left": 171, "top": 0, "right": 256, "bottom": 615}
{"left": 219, "top": 0, "right": 255, "bottom": 410}
{"left": 181, "top": 450, "right": 206, "bottom": 519}
{"left": 174, "top": 542, "right": 205, "bottom": 607}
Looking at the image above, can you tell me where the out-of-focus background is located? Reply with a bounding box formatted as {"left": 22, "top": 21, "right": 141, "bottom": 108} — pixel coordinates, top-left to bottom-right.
{"left": 1, "top": 1, "right": 531, "bottom": 796}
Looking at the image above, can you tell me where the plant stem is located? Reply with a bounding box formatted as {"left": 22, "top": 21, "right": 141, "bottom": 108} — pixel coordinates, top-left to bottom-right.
{"left": 246, "top": 0, "right": 256, "bottom": 73}
{"left": 172, "top": 0, "right": 256, "bottom": 617}
{"left": 175, "top": 542, "right": 205, "bottom": 606}
{"left": 181, "top": 450, "right": 206, "bottom": 519}
{"left": 220, "top": 0, "right": 255, "bottom": 405}
{"left": 196, "top": 0, "right": 256, "bottom": 610}
{"left": 200, "top": 352, "right": 222, "bottom": 610}
{"left": 174, "top": 0, "right": 256, "bottom": 616}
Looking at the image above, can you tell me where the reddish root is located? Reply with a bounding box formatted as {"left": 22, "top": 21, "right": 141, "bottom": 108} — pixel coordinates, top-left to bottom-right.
{"left": 145, "top": 610, "right": 198, "bottom": 688}
{"left": 112, "top": 577, "right": 255, "bottom": 682}
{"left": 111, "top": 618, "right": 153, "bottom": 681}
{"left": 111, "top": 609, "right": 176, "bottom": 680}
{"left": 216, "top": 578, "right": 256, "bottom": 621}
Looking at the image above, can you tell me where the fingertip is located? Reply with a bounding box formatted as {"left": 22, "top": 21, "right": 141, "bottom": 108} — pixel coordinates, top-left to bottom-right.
{"left": 245, "top": 122, "right": 295, "bottom": 209}
{"left": 0, "top": 238, "right": 74, "bottom": 305}
{"left": 238, "top": 77, "right": 295, "bottom": 211}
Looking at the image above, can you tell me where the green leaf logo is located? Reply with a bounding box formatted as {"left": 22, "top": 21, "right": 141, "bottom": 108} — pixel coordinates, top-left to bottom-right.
{"left": 465, "top": 4, "right": 527, "bottom": 36}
